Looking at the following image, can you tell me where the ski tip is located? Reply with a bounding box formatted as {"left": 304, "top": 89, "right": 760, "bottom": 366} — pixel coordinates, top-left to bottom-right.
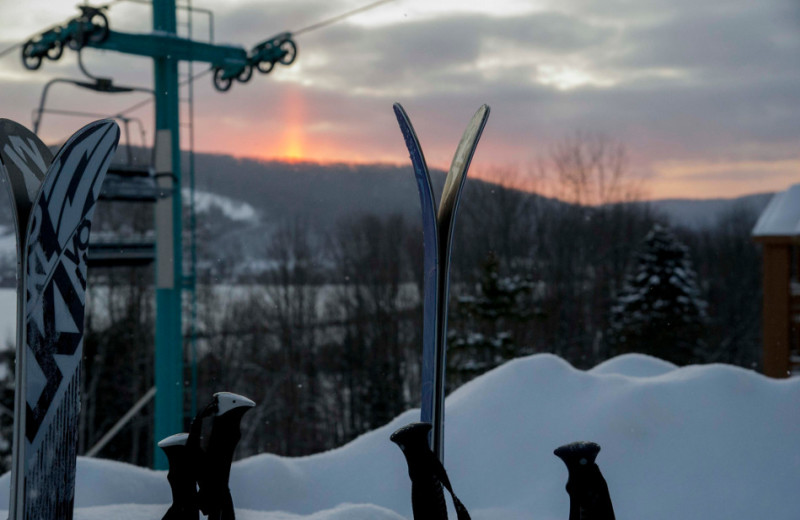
{"left": 392, "top": 102, "right": 410, "bottom": 123}
{"left": 473, "top": 104, "right": 490, "bottom": 126}
{"left": 213, "top": 392, "right": 256, "bottom": 416}
{"left": 554, "top": 441, "right": 601, "bottom": 466}
{"left": 0, "top": 118, "right": 40, "bottom": 141}
{"left": 77, "top": 118, "right": 120, "bottom": 133}
{"left": 94, "top": 119, "right": 122, "bottom": 141}
{"left": 158, "top": 433, "right": 190, "bottom": 449}
{"left": 54, "top": 119, "right": 121, "bottom": 161}
{"left": 79, "top": 119, "right": 122, "bottom": 145}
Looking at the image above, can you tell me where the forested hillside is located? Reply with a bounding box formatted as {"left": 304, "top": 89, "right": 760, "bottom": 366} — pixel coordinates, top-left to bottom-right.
{"left": 0, "top": 146, "right": 770, "bottom": 469}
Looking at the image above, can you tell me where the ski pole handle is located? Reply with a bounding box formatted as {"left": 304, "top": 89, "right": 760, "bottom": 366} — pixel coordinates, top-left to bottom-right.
{"left": 554, "top": 441, "right": 616, "bottom": 520}
{"left": 193, "top": 392, "right": 255, "bottom": 520}
{"left": 391, "top": 422, "right": 471, "bottom": 520}
{"left": 159, "top": 433, "right": 199, "bottom": 520}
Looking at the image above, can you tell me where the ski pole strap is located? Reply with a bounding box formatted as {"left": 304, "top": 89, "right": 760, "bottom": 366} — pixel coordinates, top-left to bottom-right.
{"left": 430, "top": 453, "right": 471, "bottom": 520}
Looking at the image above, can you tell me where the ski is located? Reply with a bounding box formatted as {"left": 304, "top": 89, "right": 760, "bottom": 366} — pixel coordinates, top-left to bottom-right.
{"left": 393, "top": 104, "right": 490, "bottom": 462}
{"left": 0, "top": 119, "right": 120, "bottom": 520}
{"left": 392, "top": 105, "right": 439, "bottom": 443}
{"left": 0, "top": 120, "right": 53, "bottom": 520}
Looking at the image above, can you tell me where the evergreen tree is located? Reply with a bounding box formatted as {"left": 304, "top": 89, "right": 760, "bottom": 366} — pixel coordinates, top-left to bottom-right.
{"left": 608, "top": 224, "right": 707, "bottom": 365}
{"left": 448, "top": 252, "right": 540, "bottom": 387}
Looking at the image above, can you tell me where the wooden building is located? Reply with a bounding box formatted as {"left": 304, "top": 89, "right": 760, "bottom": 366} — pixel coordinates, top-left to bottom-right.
{"left": 752, "top": 184, "right": 800, "bottom": 378}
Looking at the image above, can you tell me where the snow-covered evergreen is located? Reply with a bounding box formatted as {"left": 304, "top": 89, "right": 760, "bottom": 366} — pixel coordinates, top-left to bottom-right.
{"left": 448, "top": 253, "right": 539, "bottom": 386}
{"left": 608, "top": 224, "right": 707, "bottom": 364}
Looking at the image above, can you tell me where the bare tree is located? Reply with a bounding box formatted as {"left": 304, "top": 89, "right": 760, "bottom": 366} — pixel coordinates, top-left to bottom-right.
{"left": 542, "top": 131, "right": 645, "bottom": 206}
{"left": 259, "top": 218, "right": 322, "bottom": 455}
{"left": 324, "top": 214, "right": 417, "bottom": 444}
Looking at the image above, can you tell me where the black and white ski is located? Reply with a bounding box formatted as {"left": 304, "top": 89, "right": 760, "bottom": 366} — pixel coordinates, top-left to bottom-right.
{"left": 393, "top": 104, "right": 490, "bottom": 462}
{"left": 0, "top": 119, "right": 119, "bottom": 520}
{"left": 0, "top": 120, "right": 52, "bottom": 520}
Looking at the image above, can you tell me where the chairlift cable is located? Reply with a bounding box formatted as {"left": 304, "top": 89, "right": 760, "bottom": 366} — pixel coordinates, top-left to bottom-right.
{"left": 0, "top": 43, "right": 22, "bottom": 60}
{"left": 292, "top": 0, "right": 395, "bottom": 36}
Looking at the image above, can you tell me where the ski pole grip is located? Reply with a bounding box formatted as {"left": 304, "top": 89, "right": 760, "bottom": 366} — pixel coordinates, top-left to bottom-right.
{"left": 194, "top": 392, "right": 255, "bottom": 520}
{"left": 158, "top": 433, "right": 199, "bottom": 520}
{"left": 391, "top": 423, "right": 448, "bottom": 519}
{"left": 554, "top": 441, "right": 616, "bottom": 520}
{"left": 391, "top": 422, "right": 471, "bottom": 520}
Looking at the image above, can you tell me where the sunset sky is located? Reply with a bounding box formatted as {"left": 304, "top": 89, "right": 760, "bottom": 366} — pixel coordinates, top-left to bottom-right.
{"left": 0, "top": 0, "right": 798, "bottom": 200}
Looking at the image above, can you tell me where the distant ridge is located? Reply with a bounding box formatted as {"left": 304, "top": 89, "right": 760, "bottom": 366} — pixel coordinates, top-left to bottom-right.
{"left": 188, "top": 151, "right": 773, "bottom": 230}
{"left": 0, "top": 149, "right": 774, "bottom": 267}
{"left": 643, "top": 192, "right": 773, "bottom": 230}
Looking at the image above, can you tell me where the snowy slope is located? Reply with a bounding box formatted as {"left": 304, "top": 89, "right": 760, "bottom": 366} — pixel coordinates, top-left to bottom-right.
{"left": 0, "top": 354, "right": 797, "bottom": 520}
{"left": 185, "top": 189, "right": 259, "bottom": 223}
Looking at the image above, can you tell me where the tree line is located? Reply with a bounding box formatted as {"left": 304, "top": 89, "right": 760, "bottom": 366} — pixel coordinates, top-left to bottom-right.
{"left": 0, "top": 133, "right": 764, "bottom": 470}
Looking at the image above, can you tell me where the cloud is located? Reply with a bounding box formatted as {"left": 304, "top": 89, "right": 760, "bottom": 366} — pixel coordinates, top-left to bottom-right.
{"left": 0, "top": 0, "right": 798, "bottom": 198}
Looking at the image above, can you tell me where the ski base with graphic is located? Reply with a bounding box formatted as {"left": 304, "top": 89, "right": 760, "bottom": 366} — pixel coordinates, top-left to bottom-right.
{"left": 0, "top": 119, "right": 120, "bottom": 520}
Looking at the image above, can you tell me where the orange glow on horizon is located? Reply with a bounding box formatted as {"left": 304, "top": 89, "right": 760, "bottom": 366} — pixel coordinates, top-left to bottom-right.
{"left": 197, "top": 126, "right": 798, "bottom": 202}
{"left": 206, "top": 146, "right": 796, "bottom": 202}
{"left": 279, "top": 88, "right": 304, "bottom": 162}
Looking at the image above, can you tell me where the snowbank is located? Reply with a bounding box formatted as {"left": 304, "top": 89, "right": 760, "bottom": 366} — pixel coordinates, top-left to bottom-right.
{"left": 0, "top": 353, "right": 797, "bottom": 520}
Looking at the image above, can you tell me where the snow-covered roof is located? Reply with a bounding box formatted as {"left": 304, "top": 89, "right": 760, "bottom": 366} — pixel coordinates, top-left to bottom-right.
{"left": 752, "top": 183, "right": 800, "bottom": 238}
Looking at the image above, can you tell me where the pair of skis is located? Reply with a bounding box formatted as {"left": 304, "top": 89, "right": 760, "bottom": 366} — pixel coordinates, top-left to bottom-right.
{"left": 393, "top": 104, "right": 490, "bottom": 462}
{"left": 393, "top": 107, "right": 619, "bottom": 520}
{"left": 0, "top": 119, "right": 120, "bottom": 520}
{"left": 390, "top": 105, "right": 488, "bottom": 520}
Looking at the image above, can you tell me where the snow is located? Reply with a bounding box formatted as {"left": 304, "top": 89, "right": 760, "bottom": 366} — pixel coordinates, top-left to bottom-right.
{"left": 185, "top": 189, "right": 259, "bottom": 223}
{"left": 589, "top": 353, "right": 678, "bottom": 377}
{"left": 752, "top": 183, "right": 800, "bottom": 237}
{"left": 0, "top": 353, "right": 798, "bottom": 519}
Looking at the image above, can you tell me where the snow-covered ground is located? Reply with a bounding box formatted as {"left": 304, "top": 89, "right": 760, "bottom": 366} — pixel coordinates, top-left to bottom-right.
{"left": 0, "top": 353, "right": 797, "bottom": 519}
{"left": 184, "top": 189, "right": 260, "bottom": 223}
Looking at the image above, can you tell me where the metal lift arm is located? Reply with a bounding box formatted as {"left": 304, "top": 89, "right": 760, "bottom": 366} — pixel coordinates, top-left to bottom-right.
{"left": 21, "top": 5, "right": 297, "bottom": 92}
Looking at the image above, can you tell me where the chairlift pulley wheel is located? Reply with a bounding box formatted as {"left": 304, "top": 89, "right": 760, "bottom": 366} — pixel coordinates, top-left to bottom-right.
{"left": 279, "top": 39, "right": 297, "bottom": 65}
{"left": 237, "top": 64, "right": 253, "bottom": 83}
{"left": 256, "top": 59, "right": 274, "bottom": 74}
{"left": 46, "top": 39, "right": 64, "bottom": 61}
{"left": 213, "top": 67, "right": 233, "bottom": 92}
{"left": 67, "top": 9, "right": 110, "bottom": 51}
{"left": 21, "top": 40, "right": 43, "bottom": 71}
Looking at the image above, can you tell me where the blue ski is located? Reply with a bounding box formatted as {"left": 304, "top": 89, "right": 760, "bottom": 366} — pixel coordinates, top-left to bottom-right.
{"left": 393, "top": 104, "right": 490, "bottom": 462}
{"left": 0, "top": 119, "right": 119, "bottom": 520}
{"left": 393, "top": 105, "right": 439, "bottom": 439}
